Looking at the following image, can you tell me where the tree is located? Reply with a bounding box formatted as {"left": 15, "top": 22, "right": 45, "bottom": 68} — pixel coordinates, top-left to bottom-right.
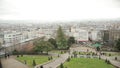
{"left": 56, "top": 26, "right": 68, "bottom": 49}
{"left": 67, "top": 36, "right": 75, "bottom": 47}
{"left": 34, "top": 39, "right": 54, "bottom": 54}
{"left": 115, "top": 57, "right": 117, "bottom": 60}
{"left": 32, "top": 60, "right": 36, "bottom": 66}
{"left": 48, "top": 38, "right": 57, "bottom": 48}
{"left": 116, "top": 38, "right": 120, "bottom": 51}
{"left": 96, "top": 46, "right": 100, "bottom": 51}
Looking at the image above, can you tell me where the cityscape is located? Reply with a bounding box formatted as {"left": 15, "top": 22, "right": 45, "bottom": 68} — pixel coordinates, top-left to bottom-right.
{"left": 0, "top": 0, "right": 120, "bottom": 68}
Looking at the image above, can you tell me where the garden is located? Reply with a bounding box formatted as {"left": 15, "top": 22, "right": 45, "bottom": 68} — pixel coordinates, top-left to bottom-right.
{"left": 16, "top": 55, "right": 55, "bottom": 68}
{"left": 59, "top": 58, "right": 115, "bottom": 68}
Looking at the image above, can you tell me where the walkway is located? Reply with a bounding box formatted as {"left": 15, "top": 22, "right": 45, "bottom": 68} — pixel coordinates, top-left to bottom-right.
{"left": 35, "top": 53, "right": 69, "bottom": 68}
{"left": 101, "top": 56, "right": 120, "bottom": 68}
{"left": 1, "top": 57, "right": 29, "bottom": 68}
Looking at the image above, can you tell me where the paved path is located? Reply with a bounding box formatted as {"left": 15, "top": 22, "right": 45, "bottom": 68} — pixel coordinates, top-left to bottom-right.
{"left": 1, "top": 57, "right": 29, "bottom": 68}
{"left": 43, "top": 53, "right": 69, "bottom": 68}
{"left": 35, "top": 53, "right": 69, "bottom": 68}
{"left": 101, "top": 56, "right": 120, "bottom": 68}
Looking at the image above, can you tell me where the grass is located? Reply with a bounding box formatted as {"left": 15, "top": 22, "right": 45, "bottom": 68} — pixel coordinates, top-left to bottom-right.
{"left": 16, "top": 55, "right": 52, "bottom": 68}
{"left": 62, "top": 58, "right": 115, "bottom": 68}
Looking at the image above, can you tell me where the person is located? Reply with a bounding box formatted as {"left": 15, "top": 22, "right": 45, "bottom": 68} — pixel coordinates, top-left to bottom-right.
{"left": 7, "top": 54, "right": 10, "bottom": 58}
{"left": 40, "top": 65, "right": 43, "bottom": 68}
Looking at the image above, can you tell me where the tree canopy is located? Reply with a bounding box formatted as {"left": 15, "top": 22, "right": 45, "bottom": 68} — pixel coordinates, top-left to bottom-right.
{"left": 33, "top": 39, "right": 54, "bottom": 54}
{"left": 56, "top": 26, "right": 68, "bottom": 49}
{"left": 48, "top": 38, "right": 57, "bottom": 48}
{"left": 67, "top": 36, "right": 75, "bottom": 47}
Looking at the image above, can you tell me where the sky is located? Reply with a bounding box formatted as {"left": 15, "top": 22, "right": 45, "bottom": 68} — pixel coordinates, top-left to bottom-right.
{"left": 0, "top": 0, "right": 120, "bottom": 23}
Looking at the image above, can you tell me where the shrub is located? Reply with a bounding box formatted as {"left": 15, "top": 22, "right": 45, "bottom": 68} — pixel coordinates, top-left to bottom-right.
{"left": 109, "top": 53, "right": 111, "bottom": 56}
{"left": 105, "top": 59, "right": 111, "bottom": 64}
{"left": 60, "top": 63, "right": 64, "bottom": 68}
{"left": 17, "top": 55, "right": 19, "bottom": 58}
{"left": 58, "top": 54, "right": 60, "bottom": 57}
{"left": 21, "top": 54, "right": 23, "bottom": 57}
{"left": 107, "top": 60, "right": 111, "bottom": 64}
{"left": 99, "top": 56, "right": 101, "bottom": 59}
{"left": 33, "top": 60, "right": 36, "bottom": 66}
{"left": 61, "top": 51, "right": 63, "bottom": 54}
{"left": 115, "top": 57, "right": 117, "bottom": 60}
{"left": 79, "top": 52, "right": 81, "bottom": 54}
{"left": 67, "top": 57, "right": 70, "bottom": 62}
{"left": 64, "top": 51, "right": 66, "bottom": 53}
{"left": 48, "top": 57, "right": 50, "bottom": 60}
{"left": 105, "top": 59, "right": 107, "bottom": 63}
{"left": 50, "top": 56, "right": 53, "bottom": 60}
{"left": 71, "top": 56, "right": 73, "bottom": 58}
{"left": 24, "top": 60, "right": 27, "bottom": 64}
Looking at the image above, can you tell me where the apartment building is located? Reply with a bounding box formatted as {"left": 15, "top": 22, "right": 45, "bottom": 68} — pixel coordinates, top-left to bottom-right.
{"left": 71, "top": 27, "right": 89, "bottom": 43}
{"left": 4, "top": 31, "right": 21, "bottom": 44}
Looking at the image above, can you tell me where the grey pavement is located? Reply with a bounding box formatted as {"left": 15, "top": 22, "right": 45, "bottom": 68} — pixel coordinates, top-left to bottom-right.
{"left": 1, "top": 57, "right": 29, "bottom": 68}
{"left": 44, "top": 53, "right": 69, "bottom": 68}
{"left": 101, "top": 55, "right": 120, "bottom": 68}
{"left": 35, "top": 53, "right": 69, "bottom": 68}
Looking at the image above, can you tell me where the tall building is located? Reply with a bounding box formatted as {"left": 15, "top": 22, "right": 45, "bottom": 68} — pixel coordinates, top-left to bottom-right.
{"left": 102, "top": 30, "right": 120, "bottom": 46}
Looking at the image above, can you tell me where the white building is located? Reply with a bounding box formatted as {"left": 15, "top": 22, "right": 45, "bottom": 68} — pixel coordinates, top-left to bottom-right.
{"left": 4, "top": 31, "right": 21, "bottom": 44}
{"left": 71, "top": 27, "right": 89, "bottom": 42}
{"left": 89, "top": 30, "right": 102, "bottom": 41}
{"left": 21, "top": 31, "right": 29, "bottom": 42}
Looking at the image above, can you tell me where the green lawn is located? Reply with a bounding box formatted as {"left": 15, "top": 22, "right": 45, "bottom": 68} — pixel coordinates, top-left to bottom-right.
{"left": 62, "top": 58, "right": 115, "bottom": 68}
{"left": 16, "top": 55, "right": 51, "bottom": 68}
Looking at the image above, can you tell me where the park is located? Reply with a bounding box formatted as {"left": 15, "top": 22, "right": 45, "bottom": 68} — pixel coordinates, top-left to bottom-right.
{"left": 0, "top": 26, "right": 120, "bottom": 68}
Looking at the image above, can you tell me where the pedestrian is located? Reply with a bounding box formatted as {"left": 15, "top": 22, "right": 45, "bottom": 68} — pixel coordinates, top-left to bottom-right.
{"left": 7, "top": 54, "right": 10, "bottom": 58}
{"left": 40, "top": 65, "right": 43, "bottom": 68}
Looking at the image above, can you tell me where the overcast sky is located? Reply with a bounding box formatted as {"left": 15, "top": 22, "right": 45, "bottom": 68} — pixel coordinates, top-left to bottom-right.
{"left": 0, "top": 0, "right": 120, "bottom": 22}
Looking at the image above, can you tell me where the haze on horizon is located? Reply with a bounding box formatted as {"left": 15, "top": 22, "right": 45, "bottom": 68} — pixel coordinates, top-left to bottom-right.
{"left": 0, "top": 0, "right": 120, "bottom": 23}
